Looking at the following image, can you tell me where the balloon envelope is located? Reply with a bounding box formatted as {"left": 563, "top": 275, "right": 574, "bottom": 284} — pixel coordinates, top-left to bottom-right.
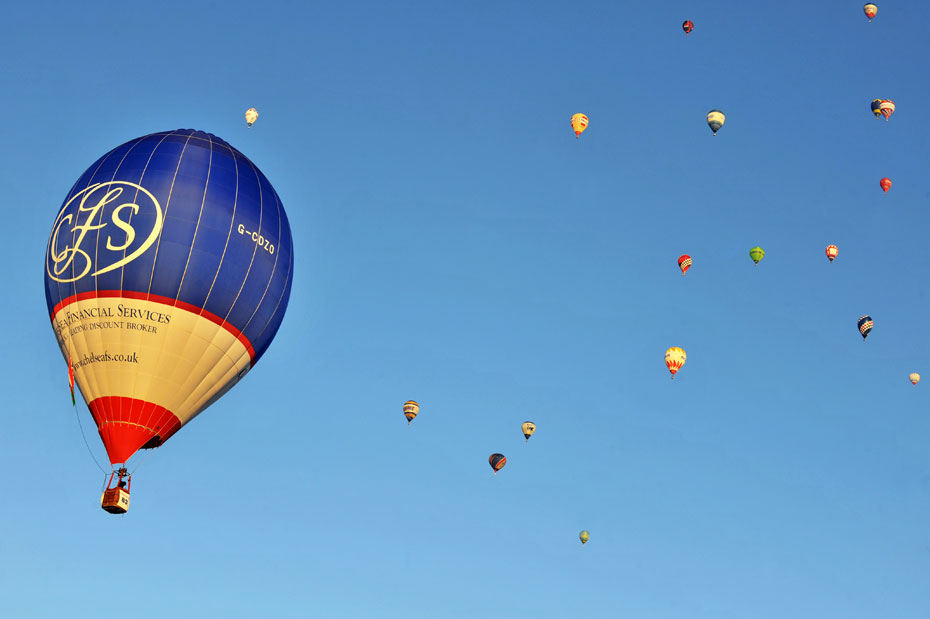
{"left": 909, "top": 373, "right": 920, "bottom": 385}
{"left": 706, "top": 110, "right": 725, "bottom": 135}
{"left": 880, "top": 177, "right": 892, "bottom": 192}
{"left": 579, "top": 530, "right": 590, "bottom": 544}
{"left": 678, "top": 254, "right": 692, "bottom": 275}
{"left": 521, "top": 421, "right": 536, "bottom": 441}
{"left": 750, "top": 246, "right": 765, "bottom": 264}
{"left": 682, "top": 20, "right": 694, "bottom": 34}
{"left": 489, "top": 453, "right": 507, "bottom": 473}
{"left": 403, "top": 400, "right": 420, "bottom": 424}
{"left": 864, "top": 4, "right": 878, "bottom": 20}
{"left": 45, "top": 129, "right": 294, "bottom": 465}
{"left": 245, "top": 107, "right": 259, "bottom": 127}
{"left": 858, "top": 315, "right": 873, "bottom": 340}
{"left": 665, "top": 347, "right": 686, "bottom": 377}
{"left": 570, "top": 113, "right": 589, "bottom": 138}
{"left": 825, "top": 245, "right": 838, "bottom": 262}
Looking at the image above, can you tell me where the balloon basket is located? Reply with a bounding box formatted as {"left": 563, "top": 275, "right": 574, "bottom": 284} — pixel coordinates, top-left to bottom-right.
{"left": 101, "top": 469, "right": 131, "bottom": 514}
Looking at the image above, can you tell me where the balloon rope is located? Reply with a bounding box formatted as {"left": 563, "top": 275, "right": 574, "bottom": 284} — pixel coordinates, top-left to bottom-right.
{"left": 73, "top": 406, "right": 108, "bottom": 474}
{"left": 130, "top": 446, "right": 158, "bottom": 475}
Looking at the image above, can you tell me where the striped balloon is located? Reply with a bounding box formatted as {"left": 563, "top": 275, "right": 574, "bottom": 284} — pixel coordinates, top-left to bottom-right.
{"left": 45, "top": 129, "right": 294, "bottom": 466}
{"left": 489, "top": 453, "right": 507, "bottom": 474}
{"left": 858, "top": 315, "right": 873, "bottom": 341}
{"left": 678, "top": 254, "right": 692, "bottom": 275}
{"left": 706, "top": 110, "right": 725, "bottom": 135}
{"left": 880, "top": 99, "right": 895, "bottom": 120}
{"left": 403, "top": 400, "right": 420, "bottom": 424}
{"left": 825, "top": 245, "right": 838, "bottom": 262}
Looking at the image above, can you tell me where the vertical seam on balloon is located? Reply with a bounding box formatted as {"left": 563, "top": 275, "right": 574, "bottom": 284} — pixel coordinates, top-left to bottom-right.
{"left": 112, "top": 132, "right": 173, "bottom": 454}
{"left": 134, "top": 132, "right": 195, "bottom": 442}
{"left": 109, "top": 133, "right": 170, "bottom": 447}
{"left": 177, "top": 138, "right": 243, "bottom": 420}
{"left": 229, "top": 165, "right": 285, "bottom": 361}
{"left": 175, "top": 144, "right": 263, "bottom": 418}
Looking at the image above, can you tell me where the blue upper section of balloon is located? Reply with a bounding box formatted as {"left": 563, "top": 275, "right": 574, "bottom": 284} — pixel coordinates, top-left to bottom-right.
{"left": 44, "top": 129, "right": 294, "bottom": 363}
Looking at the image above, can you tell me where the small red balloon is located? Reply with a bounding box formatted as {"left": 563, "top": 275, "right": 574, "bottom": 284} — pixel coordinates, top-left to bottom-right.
{"left": 682, "top": 20, "right": 694, "bottom": 34}
{"left": 880, "top": 177, "right": 892, "bottom": 192}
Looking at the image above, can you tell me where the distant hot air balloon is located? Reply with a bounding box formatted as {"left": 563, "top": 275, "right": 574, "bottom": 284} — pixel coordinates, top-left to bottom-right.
{"left": 678, "top": 254, "right": 692, "bottom": 276}
{"left": 707, "top": 110, "right": 725, "bottom": 135}
{"left": 880, "top": 177, "right": 892, "bottom": 192}
{"left": 825, "top": 245, "right": 838, "bottom": 263}
{"left": 570, "top": 113, "right": 589, "bottom": 138}
{"left": 579, "top": 530, "right": 590, "bottom": 545}
{"left": 908, "top": 373, "right": 920, "bottom": 386}
{"left": 880, "top": 100, "right": 895, "bottom": 120}
{"left": 750, "top": 246, "right": 765, "bottom": 265}
{"left": 403, "top": 400, "right": 420, "bottom": 425}
{"left": 858, "top": 315, "right": 873, "bottom": 341}
{"left": 521, "top": 421, "right": 536, "bottom": 442}
{"left": 45, "top": 130, "right": 294, "bottom": 511}
{"left": 489, "top": 453, "right": 507, "bottom": 474}
{"left": 245, "top": 107, "right": 259, "bottom": 128}
{"left": 682, "top": 20, "right": 694, "bottom": 35}
{"left": 871, "top": 99, "right": 883, "bottom": 119}
{"left": 665, "top": 347, "right": 687, "bottom": 378}
{"left": 864, "top": 4, "right": 878, "bottom": 21}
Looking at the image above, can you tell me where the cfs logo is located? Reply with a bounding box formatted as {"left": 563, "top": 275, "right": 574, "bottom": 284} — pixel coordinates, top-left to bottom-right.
{"left": 47, "top": 181, "right": 163, "bottom": 283}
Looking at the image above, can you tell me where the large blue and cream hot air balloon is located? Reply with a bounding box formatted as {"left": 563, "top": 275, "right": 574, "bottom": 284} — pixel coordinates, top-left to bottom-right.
{"left": 45, "top": 129, "right": 294, "bottom": 476}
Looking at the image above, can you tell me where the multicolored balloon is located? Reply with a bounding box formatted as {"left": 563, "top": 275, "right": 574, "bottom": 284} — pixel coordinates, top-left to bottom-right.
{"left": 489, "top": 453, "right": 507, "bottom": 474}
{"left": 908, "top": 373, "right": 920, "bottom": 386}
{"left": 521, "top": 421, "right": 536, "bottom": 442}
{"left": 570, "top": 113, "right": 589, "bottom": 138}
{"left": 871, "top": 99, "right": 883, "bottom": 118}
{"left": 864, "top": 4, "right": 878, "bottom": 21}
{"left": 45, "top": 130, "right": 294, "bottom": 469}
{"left": 880, "top": 100, "right": 895, "bottom": 120}
{"left": 579, "top": 530, "right": 590, "bottom": 545}
{"left": 403, "top": 400, "right": 420, "bottom": 425}
{"left": 880, "top": 177, "right": 892, "bottom": 192}
{"left": 825, "top": 245, "right": 838, "bottom": 263}
{"left": 750, "top": 246, "right": 765, "bottom": 265}
{"left": 678, "top": 254, "right": 692, "bottom": 276}
{"left": 245, "top": 107, "right": 259, "bottom": 128}
{"left": 665, "top": 347, "right": 687, "bottom": 378}
{"left": 682, "top": 20, "right": 694, "bottom": 35}
{"left": 858, "top": 315, "right": 874, "bottom": 341}
{"left": 707, "top": 110, "right": 725, "bottom": 135}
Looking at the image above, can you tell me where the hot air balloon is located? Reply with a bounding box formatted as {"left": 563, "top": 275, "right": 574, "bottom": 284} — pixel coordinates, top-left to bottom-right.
{"left": 871, "top": 99, "right": 883, "bottom": 118}
{"left": 678, "top": 254, "right": 692, "bottom": 276}
{"left": 880, "top": 100, "right": 895, "bottom": 120}
{"left": 665, "top": 347, "right": 686, "bottom": 378}
{"left": 45, "top": 129, "right": 294, "bottom": 512}
{"left": 403, "top": 400, "right": 420, "bottom": 425}
{"left": 489, "top": 453, "right": 507, "bottom": 474}
{"left": 880, "top": 177, "right": 892, "bottom": 192}
{"left": 908, "top": 373, "right": 920, "bottom": 386}
{"left": 682, "top": 20, "right": 694, "bottom": 34}
{"left": 858, "top": 315, "right": 873, "bottom": 341}
{"left": 570, "top": 113, "right": 589, "bottom": 138}
{"left": 864, "top": 4, "right": 878, "bottom": 21}
{"left": 750, "top": 246, "right": 765, "bottom": 265}
{"left": 521, "top": 421, "right": 536, "bottom": 442}
{"left": 245, "top": 107, "right": 259, "bottom": 128}
{"left": 825, "top": 245, "right": 838, "bottom": 263}
{"left": 579, "top": 530, "right": 590, "bottom": 545}
{"left": 707, "top": 110, "right": 725, "bottom": 135}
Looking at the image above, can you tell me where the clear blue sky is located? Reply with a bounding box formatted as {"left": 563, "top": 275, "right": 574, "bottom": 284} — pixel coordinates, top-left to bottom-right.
{"left": 2, "top": 2, "right": 929, "bottom": 617}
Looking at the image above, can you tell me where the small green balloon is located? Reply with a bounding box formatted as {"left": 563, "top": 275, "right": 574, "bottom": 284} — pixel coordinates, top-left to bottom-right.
{"left": 749, "top": 246, "right": 765, "bottom": 265}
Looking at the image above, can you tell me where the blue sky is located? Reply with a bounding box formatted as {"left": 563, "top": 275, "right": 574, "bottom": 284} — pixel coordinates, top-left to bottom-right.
{"left": 2, "top": 2, "right": 929, "bottom": 617}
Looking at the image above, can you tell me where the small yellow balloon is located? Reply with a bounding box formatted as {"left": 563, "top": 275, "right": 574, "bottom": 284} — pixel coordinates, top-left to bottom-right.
{"left": 521, "top": 421, "right": 536, "bottom": 442}
{"left": 570, "top": 113, "right": 589, "bottom": 138}
{"left": 579, "top": 530, "right": 590, "bottom": 545}
{"left": 403, "top": 400, "right": 420, "bottom": 424}
{"left": 909, "top": 373, "right": 920, "bottom": 386}
{"left": 245, "top": 107, "right": 259, "bottom": 128}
